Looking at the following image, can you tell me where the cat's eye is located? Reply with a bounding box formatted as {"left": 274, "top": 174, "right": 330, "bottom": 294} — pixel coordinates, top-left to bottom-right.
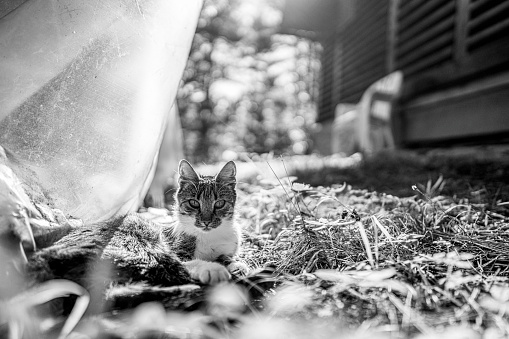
{"left": 214, "top": 200, "right": 225, "bottom": 209}
{"left": 188, "top": 199, "right": 200, "bottom": 208}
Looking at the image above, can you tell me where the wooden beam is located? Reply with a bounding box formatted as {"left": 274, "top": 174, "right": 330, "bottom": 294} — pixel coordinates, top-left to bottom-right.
{"left": 403, "top": 72, "right": 509, "bottom": 143}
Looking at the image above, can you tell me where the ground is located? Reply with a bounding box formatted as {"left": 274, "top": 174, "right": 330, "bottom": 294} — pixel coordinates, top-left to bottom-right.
{"left": 3, "top": 147, "right": 509, "bottom": 339}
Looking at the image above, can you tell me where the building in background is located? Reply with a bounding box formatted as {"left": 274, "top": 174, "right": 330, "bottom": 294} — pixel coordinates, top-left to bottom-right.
{"left": 281, "top": 0, "right": 509, "bottom": 154}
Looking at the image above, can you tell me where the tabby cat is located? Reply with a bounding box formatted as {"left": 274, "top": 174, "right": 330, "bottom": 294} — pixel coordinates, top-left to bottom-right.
{"left": 26, "top": 160, "right": 246, "bottom": 294}
{"left": 171, "top": 159, "right": 247, "bottom": 284}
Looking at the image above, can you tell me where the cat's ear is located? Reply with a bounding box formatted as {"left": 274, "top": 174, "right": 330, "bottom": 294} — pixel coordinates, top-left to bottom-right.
{"left": 216, "top": 161, "right": 236, "bottom": 183}
{"left": 179, "top": 159, "right": 199, "bottom": 183}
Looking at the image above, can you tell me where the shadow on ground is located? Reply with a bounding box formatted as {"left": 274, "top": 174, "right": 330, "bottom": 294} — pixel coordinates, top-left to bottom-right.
{"left": 292, "top": 147, "right": 509, "bottom": 206}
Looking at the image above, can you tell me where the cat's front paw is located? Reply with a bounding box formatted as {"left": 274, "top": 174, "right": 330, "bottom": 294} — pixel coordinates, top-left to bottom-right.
{"left": 198, "top": 263, "right": 231, "bottom": 284}
{"left": 227, "top": 261, "right": 249, "bottom": 276}
{"left": 184, "top": 260, "right": 231, "bottom": 285}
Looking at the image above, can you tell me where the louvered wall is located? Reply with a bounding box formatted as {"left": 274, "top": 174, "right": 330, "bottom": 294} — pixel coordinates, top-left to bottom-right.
{"left": 393, "top": 0, "right": 509, "bottom": 94}
{"left": 340, "top": 1, "right": 389, "bottom": 104}
{"left": 317, "top": 0, "right": 389, "bottom": 122}
{"left": 393, "top": 0, "right": 509, "bottom": 144}
{"left": 318, "top": 36, "right": 335, "bottom": 122}
{"left": 394, "top": 1, "right": 455, "bottom": 77}
{"left": 318, "top": 36, "right": 335, "bottom": 120}
{"left": 316, "top": 0, "right": 509, "bottom": 144}
{"left": 467, "top": 0, "right": 509, "bottom": 52}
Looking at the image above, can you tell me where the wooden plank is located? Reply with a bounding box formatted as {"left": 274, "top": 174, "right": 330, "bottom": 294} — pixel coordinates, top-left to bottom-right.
{"left": 399, "top": 33, "right": 509, "bottom": 100}
{"left": 405, "top": 70, "right": 509, "bottom": 108}
{"left": 340, "top": 7, "right": 388, "bottom": 44}
{"left": 342, "top": 22, "right": 387, "bottom": 53}
{"left": 342, "top": 25, "right": 387, "bottom": 57}
{"left": 342, "top": 63, "right": 387, "bottom": 90}
{"left": 342, "top": 76, "right": 387, "bottom": 101}
{"left": 320, "top": 0, "right": 389, "bottom": 120}
{"left": 343, "top": 64, "right": 387, "bottom": 89}
{"left": 320, "top": 77, "right": 333, "bottom": 92}
{"left": 402, "top": 84, "right": 509, "bottom": 143}
{"left": 342, "top": 57, "right": 387, "bottom": 82}
{"left": 341, "top": 72, "right": 388, "bottom": 102}
{"left": 342, "top": 74, "right": 387, "bottom": 96}
{"left": 341, "top": 57, "right": 387, "bottom": 85}
{"left": 342, "top": 37, "right": 386, "bottom": 66}
{"left": 320, "top": 71, "right": 334, "bottom": 87}
{"left": 341, "top": 80, "right": 387, "bottom": 103}
{"left": 332, "top": 44, "right": 343, "bottom": 106}
{"left": 318, "top": 43, "right": 335, "bottom": 122}
{"left": 341, "top": 24, "right": 386, "bottom": 49}
{"left": 349, "top": 0, "right": 387, "bottom": 24}
{"left": 397, "top": 1, "right": 455, "bottom": 46}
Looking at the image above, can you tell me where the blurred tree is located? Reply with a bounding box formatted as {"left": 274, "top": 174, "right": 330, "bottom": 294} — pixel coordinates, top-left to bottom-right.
{"left": 178, "top": 0, "right": 321, "bottom": 163}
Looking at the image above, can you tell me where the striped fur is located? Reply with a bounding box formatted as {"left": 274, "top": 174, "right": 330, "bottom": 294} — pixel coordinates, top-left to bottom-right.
{"left": 172, "top": 160, "right": 246, "bottom": 283}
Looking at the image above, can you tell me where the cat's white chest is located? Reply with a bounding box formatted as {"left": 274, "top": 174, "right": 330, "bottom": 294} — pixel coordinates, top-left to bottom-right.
{"left": 194, "top": 222, "right": 239, "bottom": 261}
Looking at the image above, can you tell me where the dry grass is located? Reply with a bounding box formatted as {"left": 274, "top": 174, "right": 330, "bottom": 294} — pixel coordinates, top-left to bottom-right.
{"left": 234, "top": 149, "right": 509, "bottom": 338}
{"left": 2, "top": 149, "right": 509, "bottom": 338}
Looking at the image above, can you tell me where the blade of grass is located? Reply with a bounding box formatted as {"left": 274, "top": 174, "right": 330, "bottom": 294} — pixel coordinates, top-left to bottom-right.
{"left": 266, "top": 161, "right": 304, "bottom": 227}
{"left": 9, "top": 279, "right": 90, "bottom": 339}
{"left": 357, "top": 221, "right": 374, "bottom": 268}
{"left": 387, "top": 292, "right": 433, "bottom": 336}
{"left": 371, "top": 216, "right": 393, "bottom": 240}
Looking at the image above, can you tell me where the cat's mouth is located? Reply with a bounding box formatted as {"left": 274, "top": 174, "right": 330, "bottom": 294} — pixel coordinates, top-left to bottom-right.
{"left": 198, "top": 224, "right": 213, "bottom": 232}
{"left": 196, "top": 220, "right": 218, "bottom": 231}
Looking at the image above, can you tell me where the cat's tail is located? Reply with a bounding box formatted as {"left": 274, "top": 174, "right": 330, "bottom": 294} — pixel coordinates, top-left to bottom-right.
{"left": 105, "top": 282, "right": 203, "bottom": 311}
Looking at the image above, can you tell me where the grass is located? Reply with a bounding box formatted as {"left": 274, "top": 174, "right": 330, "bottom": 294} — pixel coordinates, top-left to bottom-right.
{"left": 2, "top": 149, "right": 509, "bottom": 338}
{"left": 235, "top": 149, "right": 509, "bottom": 338}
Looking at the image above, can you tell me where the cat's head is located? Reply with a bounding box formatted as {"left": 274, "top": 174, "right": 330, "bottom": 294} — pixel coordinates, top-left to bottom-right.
{"left": 175, "top": 160, "right": 237, "bottom": 233}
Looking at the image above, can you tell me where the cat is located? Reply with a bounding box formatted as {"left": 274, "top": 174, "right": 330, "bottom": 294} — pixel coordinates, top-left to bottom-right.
{"left": 170, "top": 159, "right": 247, "bottom": 284}
{"left": 25, "top": 160, "right": 247, "bottom": 296}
